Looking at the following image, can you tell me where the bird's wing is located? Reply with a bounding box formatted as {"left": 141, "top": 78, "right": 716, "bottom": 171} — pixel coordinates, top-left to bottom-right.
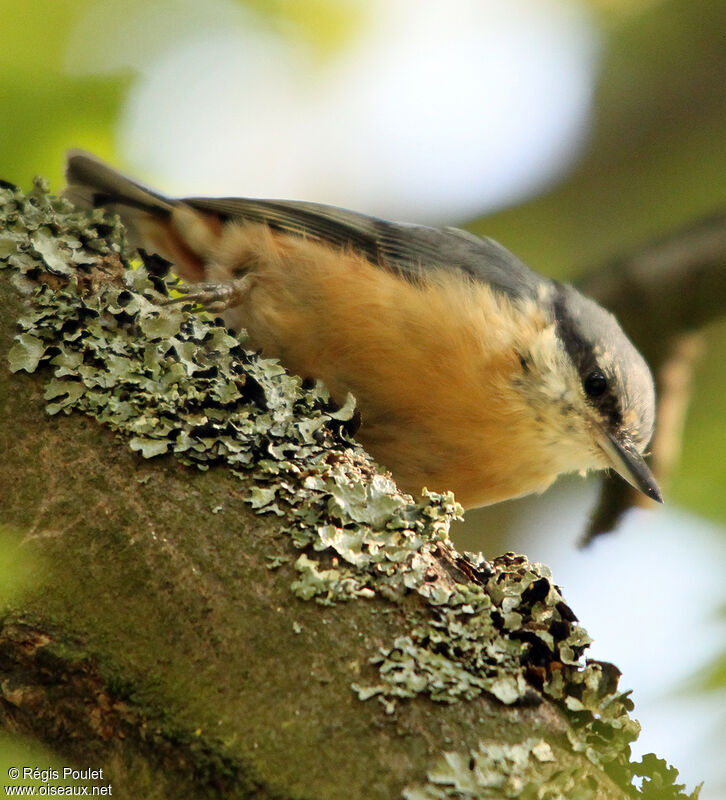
{"left": 65, "top": 150, "right": 544, "bottom": 299}
{"left": 185, "top": 196, "right": 544, "bottom": 300}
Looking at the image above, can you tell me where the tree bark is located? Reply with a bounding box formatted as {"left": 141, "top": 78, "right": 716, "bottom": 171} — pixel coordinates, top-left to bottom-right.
{"left": 0, "top": 181, "right": 695, "bottom": 799}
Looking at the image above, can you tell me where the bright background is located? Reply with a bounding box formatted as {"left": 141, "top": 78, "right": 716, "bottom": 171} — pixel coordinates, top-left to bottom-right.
{"left": 2, "top": 0, "right": 725, "bottom": 795}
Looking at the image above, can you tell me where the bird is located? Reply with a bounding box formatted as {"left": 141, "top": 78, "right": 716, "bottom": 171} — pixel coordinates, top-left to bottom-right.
{"left": 64, "top": 150, "right": 662, "bottom": 509}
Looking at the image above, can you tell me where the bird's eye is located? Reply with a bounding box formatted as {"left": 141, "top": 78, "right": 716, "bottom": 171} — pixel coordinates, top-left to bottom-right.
{"left": 584, "top": 370, "right": 608, "bottom": 398}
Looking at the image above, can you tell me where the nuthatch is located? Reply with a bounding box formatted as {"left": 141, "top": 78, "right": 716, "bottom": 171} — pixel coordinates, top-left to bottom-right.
{"left": 64, "top": 150, "right": 662, "bottom": 509}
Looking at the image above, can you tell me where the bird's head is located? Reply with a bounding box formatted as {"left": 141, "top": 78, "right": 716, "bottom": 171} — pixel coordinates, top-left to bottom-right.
{"left": 515, "top": 282, "right": 661, "bottom": 502}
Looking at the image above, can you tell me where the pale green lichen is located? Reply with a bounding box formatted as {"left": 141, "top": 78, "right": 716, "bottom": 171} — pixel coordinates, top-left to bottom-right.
{"left": 404, "top": 741, "right": 699, "bottom": 800}
{"left": 402, "top": 738, "right": 599, "bottom": 800}
{"left": 0, "top": 179, "right": 700, "bottom": 799}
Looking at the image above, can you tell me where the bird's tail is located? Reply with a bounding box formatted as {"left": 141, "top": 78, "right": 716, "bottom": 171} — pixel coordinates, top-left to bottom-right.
{"left": 64, "top": 150, "right": 213, "bottom": 279}
{"left": 64, "top": 149, "right": 176, "bottom": 218}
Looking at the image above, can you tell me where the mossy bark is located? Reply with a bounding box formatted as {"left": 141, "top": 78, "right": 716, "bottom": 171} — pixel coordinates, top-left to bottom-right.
{"left": 0, "top": 315, "right": 617, "bottom": 798}
{"left": 0, "top": 291, "right": 622, "bottom": 797}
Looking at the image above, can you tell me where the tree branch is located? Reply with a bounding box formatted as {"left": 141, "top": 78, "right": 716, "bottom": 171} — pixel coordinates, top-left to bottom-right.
{"left": 581, "top": 209, "right": 726, "bottom": 362}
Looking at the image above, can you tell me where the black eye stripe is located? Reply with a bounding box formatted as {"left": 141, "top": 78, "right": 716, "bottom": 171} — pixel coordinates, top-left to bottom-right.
{"left": 552, "top": 288, "right": 594, "bottom": 374}
{"left": 553, "top": 286, "right": 622, "bottom": 427}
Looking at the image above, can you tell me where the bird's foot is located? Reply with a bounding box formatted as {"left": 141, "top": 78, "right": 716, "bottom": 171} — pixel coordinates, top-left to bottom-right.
{"left": 165, "top": 276, "right": 250, "bottom": 312}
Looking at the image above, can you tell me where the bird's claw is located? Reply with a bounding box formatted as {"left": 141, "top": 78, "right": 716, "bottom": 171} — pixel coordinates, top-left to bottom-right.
{"left": 164, "top": 277, "right": 250, "bottom": 312}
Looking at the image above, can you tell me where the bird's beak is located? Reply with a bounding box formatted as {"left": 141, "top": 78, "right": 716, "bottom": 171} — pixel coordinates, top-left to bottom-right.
{"left": 597, "top": 430, "right": 663, "bottom": 503}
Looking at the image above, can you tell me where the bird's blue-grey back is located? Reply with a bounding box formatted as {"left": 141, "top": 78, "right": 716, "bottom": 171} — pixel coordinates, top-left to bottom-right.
{"left": 187, "top": 195, "right": 546, "bottom": 300}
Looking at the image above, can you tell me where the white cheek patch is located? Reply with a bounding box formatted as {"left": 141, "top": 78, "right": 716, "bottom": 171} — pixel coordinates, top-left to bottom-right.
{"left": 526, "top": 324, "right": 579, "bottom": 403}
{"left": 511, "top": 319, "right": 608, "bottom": 474}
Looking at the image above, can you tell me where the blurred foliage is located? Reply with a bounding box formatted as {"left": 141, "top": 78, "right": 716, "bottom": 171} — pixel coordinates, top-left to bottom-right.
{"left": 241, "top": 0, "right": 365, "bottom": 53}
{"left": 0, "top": 734, "right": 68, "bottom": 791}
{"left": 0, "top": 526, "right": 42, "bottom": 607}
{"left": 584, "top": 0, "right": 665, "bottom": 18}
{"left": 0, "top": 0, "right": 126, "bottom": 190}
{"left": 0, "top": 0, "right": 362, "bottom": 191}
{"left": 0, "top": 529, "right": 59, "bottom": 780}
{"left": 697, "top": 647, "right": 726, "bottom": 693}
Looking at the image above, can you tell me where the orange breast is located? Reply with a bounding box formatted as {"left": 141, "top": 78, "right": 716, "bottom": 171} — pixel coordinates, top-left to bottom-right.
{"left": 192, "top": 221, "right": 559, "bottom": 507}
